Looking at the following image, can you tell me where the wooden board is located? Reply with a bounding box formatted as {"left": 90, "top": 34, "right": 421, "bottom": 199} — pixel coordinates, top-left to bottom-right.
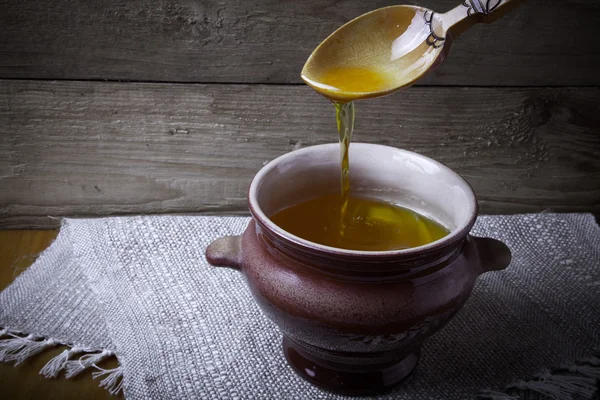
{"left": 0, "top": 0, "right": 598, "bottom": 86}
{"left": 0, "top": 230, "right": 120, "bottom": 399}
{"left": 1, "top": 80, "right": 599, "bottom": 229}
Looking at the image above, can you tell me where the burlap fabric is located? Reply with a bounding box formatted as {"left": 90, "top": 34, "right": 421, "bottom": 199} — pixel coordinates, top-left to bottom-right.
{"left": 1, "top": 214, "right": 598, "bottom": 399}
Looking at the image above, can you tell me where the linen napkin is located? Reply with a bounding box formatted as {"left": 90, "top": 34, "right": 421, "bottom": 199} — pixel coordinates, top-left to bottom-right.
{"left": 1, "top": 214, "right": 599, "bottom": 399}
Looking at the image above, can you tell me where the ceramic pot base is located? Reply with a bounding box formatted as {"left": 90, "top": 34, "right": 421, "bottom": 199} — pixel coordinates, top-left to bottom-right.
{"left": 282, "top": 336, "right": 420, "bottom": 395}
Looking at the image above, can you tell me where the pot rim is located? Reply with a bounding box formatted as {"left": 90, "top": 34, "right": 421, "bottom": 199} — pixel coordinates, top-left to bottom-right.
{"left": 248, "top": 143, "right": 478, "bottom": 259}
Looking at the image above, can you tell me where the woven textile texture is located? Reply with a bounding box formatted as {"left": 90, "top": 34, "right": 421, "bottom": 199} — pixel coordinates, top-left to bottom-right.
{"left": 1, "top": 214, "right": 599, "bottom": 399}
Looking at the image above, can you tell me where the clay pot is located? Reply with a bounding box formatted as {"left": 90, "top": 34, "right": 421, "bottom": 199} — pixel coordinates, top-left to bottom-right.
{"left": 206, "top": 143, "right": 511, "bottom": 394}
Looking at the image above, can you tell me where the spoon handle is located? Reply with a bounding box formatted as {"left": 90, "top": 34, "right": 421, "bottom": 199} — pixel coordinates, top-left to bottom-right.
{"left": 460, "top": 0, "right": 517, "bottom": 17}
{"left": 427, "top": 0, "right": 524, "bottom": 47}
{"left": 443, "top": 0, "right": 524, "bottom": 27}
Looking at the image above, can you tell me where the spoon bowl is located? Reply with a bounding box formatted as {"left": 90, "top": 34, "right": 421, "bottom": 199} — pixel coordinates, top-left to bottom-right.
{"left": 301, "top": 0, "right": 522, "bottom": 102}
{"left": 301, "top": 6, "right": 444, "bottom": 102}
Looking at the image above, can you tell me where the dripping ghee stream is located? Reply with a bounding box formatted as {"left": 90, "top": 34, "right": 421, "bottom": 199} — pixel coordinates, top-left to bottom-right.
{"left": 334, "top": 101, "right": 354, "bottom": 235}
{"left": 324, "top": 68, "right": 388, "bottom": 232}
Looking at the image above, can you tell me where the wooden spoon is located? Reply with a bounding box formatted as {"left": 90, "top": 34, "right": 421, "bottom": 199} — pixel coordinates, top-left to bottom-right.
{"left": 301, "top": 0, "right": 525, "bottom": 102}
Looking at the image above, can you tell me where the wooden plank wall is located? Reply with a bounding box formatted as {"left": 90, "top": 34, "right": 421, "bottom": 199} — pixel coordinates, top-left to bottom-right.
{"left": 1, "top": 0, "right": 599, "bottom": 229}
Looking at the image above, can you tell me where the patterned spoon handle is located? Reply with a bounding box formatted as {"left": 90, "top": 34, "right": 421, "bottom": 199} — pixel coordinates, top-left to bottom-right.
{"left": 425, "top": 0, "right": 524, "bottom": 48}
{"left": 461, "top": 0, "right": 517, "bottom": 16}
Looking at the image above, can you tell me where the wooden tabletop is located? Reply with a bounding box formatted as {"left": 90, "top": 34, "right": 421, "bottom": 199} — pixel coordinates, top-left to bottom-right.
{"left": 0, "top": 230, "right": 120, "bottom": 399}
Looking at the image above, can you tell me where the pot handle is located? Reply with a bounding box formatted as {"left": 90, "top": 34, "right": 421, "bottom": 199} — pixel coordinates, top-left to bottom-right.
{"left": 205, "top": 235, "right": 243, "bottom": 271}
{"left": 472, "top": 236, "right": 512, "bottom": 274}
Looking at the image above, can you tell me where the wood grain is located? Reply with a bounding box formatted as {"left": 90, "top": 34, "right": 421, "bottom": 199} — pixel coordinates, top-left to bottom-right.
{"left": 0, "top": 80, "right": 599, "bottom": 229}
{"left": 0, "top": 0, "right": 598, "bottom": 86}
{"left": 0, "top": 230, "right": 120, "bottom": 399}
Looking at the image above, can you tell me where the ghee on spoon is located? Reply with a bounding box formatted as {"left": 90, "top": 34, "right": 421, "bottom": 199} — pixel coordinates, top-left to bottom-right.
{"left": 301, "top": 0, "right": 523, "bottom": 102}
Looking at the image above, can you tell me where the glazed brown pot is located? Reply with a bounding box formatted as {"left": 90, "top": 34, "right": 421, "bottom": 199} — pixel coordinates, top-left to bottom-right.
{"left": 206, "top": 143, "right": 511, "bottom": 394}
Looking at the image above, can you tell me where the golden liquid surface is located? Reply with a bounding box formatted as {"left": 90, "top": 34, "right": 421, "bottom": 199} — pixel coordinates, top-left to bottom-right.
{"left": 318, "top": 67, "right": 391, "bottom": 94}
{"left": 270, "top": 193, "right": 448, "bottom": 251}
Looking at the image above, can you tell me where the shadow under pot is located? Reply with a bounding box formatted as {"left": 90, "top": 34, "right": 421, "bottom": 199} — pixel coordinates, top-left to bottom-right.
{"left": 206, "top": 143, "right": 511, "bottom": 395}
